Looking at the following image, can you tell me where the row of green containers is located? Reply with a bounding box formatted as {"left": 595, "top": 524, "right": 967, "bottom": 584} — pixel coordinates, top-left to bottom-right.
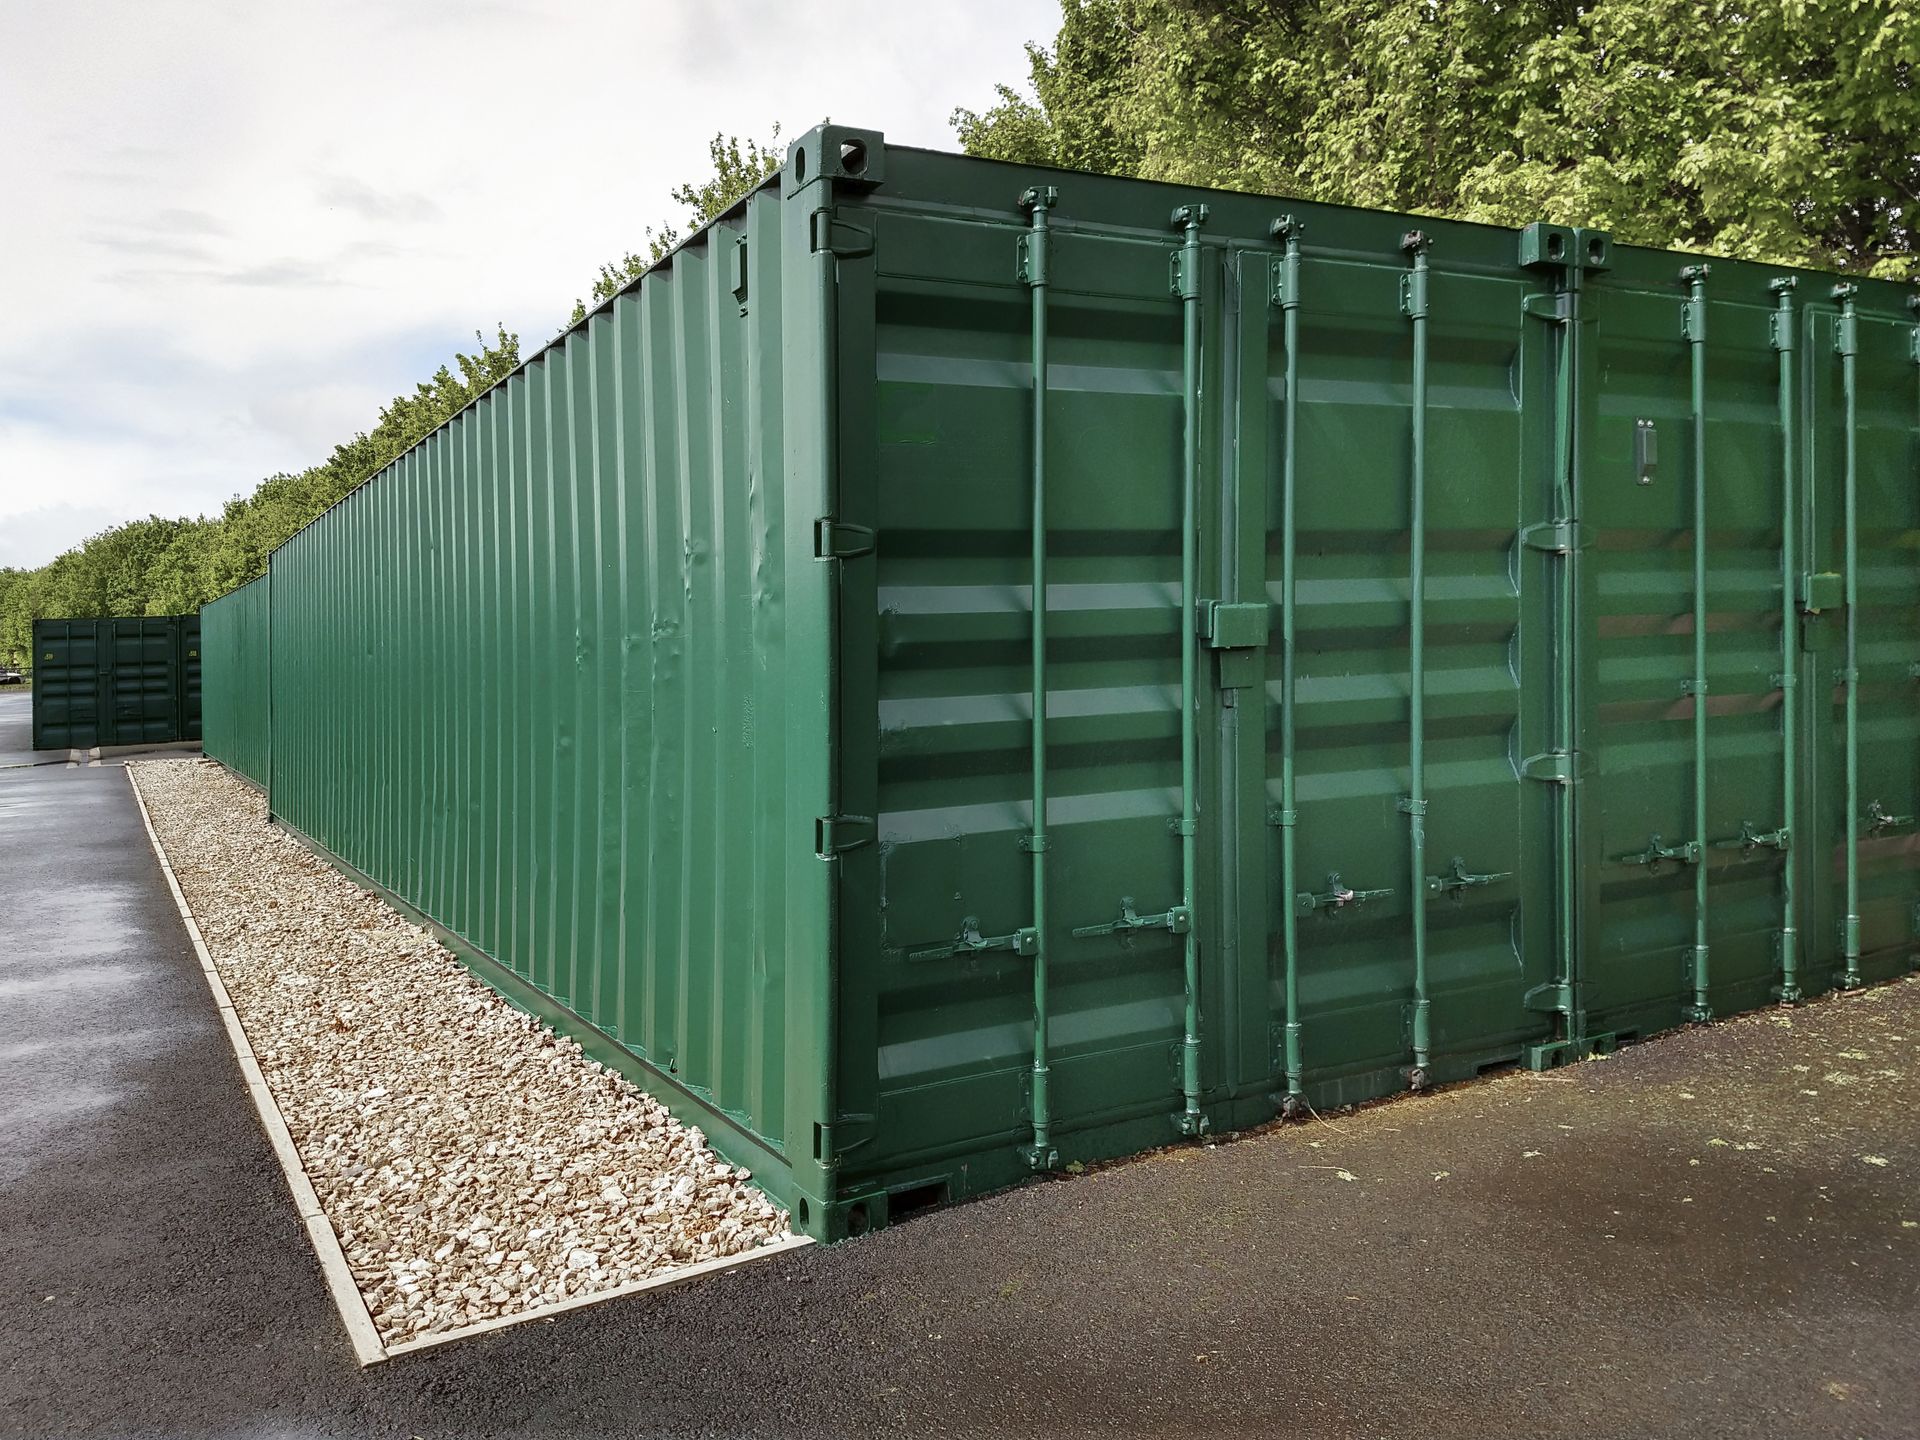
{"left": 203, "top": 126, "right": 1920, "bottom": 1240}
{"left": 31, "top": 616, "right": 202, "bottom": 751}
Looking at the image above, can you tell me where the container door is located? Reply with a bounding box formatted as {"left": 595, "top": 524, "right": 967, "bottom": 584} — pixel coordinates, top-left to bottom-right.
{"left": 1806, "top": 299, "right": 1920, "bottom": 987}
{"left": 1576, "top": 258, "right": 1805, "bottom": 1033}
{"left": 834, "top": 198, "right": 1227, "bottom": 1200}
{"left": 30, "top": 620, "right": 101, "bottom": 751}
{"left": 107, "top": 616, "right": 183, "bottom": 746}
{"left": 179, "top": 614, "right": 203, "bottom": 743}
{"left": 1250, "top": 234, "right": 1563, "bottom": 1105}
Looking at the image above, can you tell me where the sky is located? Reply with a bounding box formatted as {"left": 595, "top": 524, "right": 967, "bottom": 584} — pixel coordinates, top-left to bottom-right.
{"left": 0, "top": 0, "right": 1056, "bottom": 570}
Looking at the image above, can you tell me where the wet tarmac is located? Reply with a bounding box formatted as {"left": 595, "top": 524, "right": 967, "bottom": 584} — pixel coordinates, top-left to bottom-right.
{"left": 2, "top": 688, "right": 1915, "bottom": 1438}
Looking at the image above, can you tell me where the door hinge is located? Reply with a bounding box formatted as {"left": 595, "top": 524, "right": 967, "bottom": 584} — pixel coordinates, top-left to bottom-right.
{"left": 730, "top": 237, "right": 749, "bottom": 303}
{"left": 1521, "top": 520, "right": 1581, "bottom": 554}
{"left": 1831, "top": 288, "right": 1858, "bottom": 356}
{"left": 1268, "top": 234, "right": 1301, "bottom": 310}
{"left": 1521, "top": 750, "right": 1579, "bottom": 785}
{"left": 1522, "top": 291, "right": 1573, "bottom": 323}
{"left": 814, "top": 519, "right": 875, "bottom": 560}
{"left": 809, "top": 208, "right": 874, "bottom": 260}
{"left": 1525, "top": 981, "right": 1573, "bottom": 1015}
{"left": 815, "top": 814, "right": 875, "bottom": 858}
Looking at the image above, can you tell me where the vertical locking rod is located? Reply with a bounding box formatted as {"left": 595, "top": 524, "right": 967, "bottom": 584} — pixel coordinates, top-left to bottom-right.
{"left": 1834, "top": 282, "right": 1863, "bottom": 987}
{"left": 1683, "top": 265, "right": 1713, "bottom": 1021}
{"left": 1171, "top": 203, "right": 1209, "bottom": 1133}
{"left": 1771, "top": 277, "right": 1802, "bottom": 1002}
{"left": 1402, "top": 231, "right": 1434, "bottom": 1086}
{"left": 1018, "top": 186, "right": 1058, "bottom": 1167}
{"left": 1272, "top": 216, "right": 1306, "bottom": 1114}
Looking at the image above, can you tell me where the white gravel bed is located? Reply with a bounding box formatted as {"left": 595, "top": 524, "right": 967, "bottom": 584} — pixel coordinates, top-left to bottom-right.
{"left": 132, "top": 758, "right": 791, "bottom": 1345}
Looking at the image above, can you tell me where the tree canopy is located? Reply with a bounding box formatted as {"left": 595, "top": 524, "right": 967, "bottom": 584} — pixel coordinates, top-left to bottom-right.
{"left": 954, "top": 0, "right": 1918, "bottom": 278}
{"left": 2, "top": 129, "right": 782, "bottom": 669}
{"left": 12, "top": 2, "right": 1911, "bottom": 666}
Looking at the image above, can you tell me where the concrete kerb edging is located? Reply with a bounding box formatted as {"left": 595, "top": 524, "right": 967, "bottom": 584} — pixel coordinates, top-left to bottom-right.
{"left": 126, "top": 763, "right": 389, "bottom": 1367}
{"left": 125, "top": 761, "right": 815, "bottom": 1367}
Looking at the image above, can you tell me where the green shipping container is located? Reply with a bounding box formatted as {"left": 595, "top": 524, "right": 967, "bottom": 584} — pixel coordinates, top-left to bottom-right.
{"left": 210, "top": 126, "right": 1920, "bottom": 1239}
{"left": 202, "top": 575, "right": 271, "bottom": 787}
{"left": 32, "top": 616, "right": 202, "bottom": 752}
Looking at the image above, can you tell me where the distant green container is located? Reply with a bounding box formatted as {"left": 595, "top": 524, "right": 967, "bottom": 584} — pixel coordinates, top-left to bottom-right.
{"left": 209, "top": 126, "right": 1920, "bottom": 1239}
{"left": 202, "top": 575, "right": 270, "bottom": 786}
{"left": 31, "top": 616, "right": 201, "bottom": 752}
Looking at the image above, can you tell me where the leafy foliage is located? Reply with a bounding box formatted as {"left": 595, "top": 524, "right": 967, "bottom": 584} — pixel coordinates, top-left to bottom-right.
{"left": 954, "top": 0, "right": 1919, "bottom": 277}
{"left": 568, "top": 127, "right": 785, "bottom": 325}
{"left": 0, "top": 328, "right": 519, "bottom": 668}
{"left": 1, "top": 125, "right": 783, "bottom": 670}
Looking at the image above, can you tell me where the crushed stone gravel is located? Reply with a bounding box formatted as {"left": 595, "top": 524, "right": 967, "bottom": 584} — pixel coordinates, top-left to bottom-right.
{"left": 132, "top": 757, "right": 791, "bottom": 1344}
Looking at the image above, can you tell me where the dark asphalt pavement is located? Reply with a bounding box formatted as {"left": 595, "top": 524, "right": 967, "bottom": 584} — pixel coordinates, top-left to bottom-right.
{"left": 3, "top": 683, "right": 1916, "bottom": 1439}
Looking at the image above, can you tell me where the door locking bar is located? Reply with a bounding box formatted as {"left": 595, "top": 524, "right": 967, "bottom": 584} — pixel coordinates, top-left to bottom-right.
{"left": 1615, "top": 834, "right": 1701, "bottom": 870}
{"left": 1710, "top": 820, "right": 1790, "bottom": 854}
{"left": 1296, "top": 872, "right": 1394, "bottom": 916}
{"left": 908, "top": 916, "right": 1039, "bottom": 962}
{"left": 1865, "top": 801, "right": 1915, "bottom": 835}
{"left": 1425, "top": 856, "right": 1513, "bottom": 899}
{"left": 1071, "top": 896, "right": 1191, "bottom": 940}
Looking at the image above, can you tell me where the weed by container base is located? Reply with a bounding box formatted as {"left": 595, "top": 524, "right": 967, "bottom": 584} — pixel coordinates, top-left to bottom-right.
{"left": 202, "top": 123, "right": 1920, "bottom": 1241}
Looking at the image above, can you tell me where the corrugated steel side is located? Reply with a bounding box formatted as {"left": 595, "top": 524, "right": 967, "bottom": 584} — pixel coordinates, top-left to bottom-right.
{"left": 265, "top": 182, "right": 833, "bottom": 1210}
{"left": 206, "top": 124, "right": 1918, "bottom": 1239}
{"left": 202, "top": 576, "right": 270, "bottom": 785}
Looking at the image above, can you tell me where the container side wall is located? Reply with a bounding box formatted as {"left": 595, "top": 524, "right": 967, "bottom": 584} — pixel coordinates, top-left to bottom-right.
{"left": 263, "top": 187, "right": 824, "bottom": 1209}
{"left": 202, "top": 576, "right": 272, "bottom": 785}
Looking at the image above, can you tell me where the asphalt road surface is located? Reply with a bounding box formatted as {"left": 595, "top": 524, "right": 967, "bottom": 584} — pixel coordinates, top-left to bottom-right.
{"left": 3, "top": 687, "right": 1915, "bottom": 1438}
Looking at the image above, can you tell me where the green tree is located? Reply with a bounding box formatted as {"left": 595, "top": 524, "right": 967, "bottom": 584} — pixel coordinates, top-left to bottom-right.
{"left": 955, "top": 0, "right": 1919, "bottom": 277}
{"left": 569, "top": 127, "right": 786, "bottom": 324}
{"left": 1, "top": 326, "right": 520, "bottom": 668}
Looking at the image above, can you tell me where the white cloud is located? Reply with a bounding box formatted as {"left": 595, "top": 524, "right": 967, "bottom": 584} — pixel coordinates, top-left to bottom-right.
{"left": 0, "top": 0, "right": 1054, "bottom": 568}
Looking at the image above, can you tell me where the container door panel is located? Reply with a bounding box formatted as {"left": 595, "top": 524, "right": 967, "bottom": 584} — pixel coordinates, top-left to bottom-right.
{"left": 1580, "top": 269, "right": 1794, "bottom": 1031}
{"left": 30, "top": 620, "right": 100, "bottom": 751}
{"left": 109, "top": 617, "right": 180, "bottom": 745}
{"left": 1263, "top": 250, "right": 1555, "bottom": 1103}
{"left": 853, "top": 206, "right": 1204, "bottom": 1185}
{"left": 1807, "top": 306, "right": 1920, "bottom": 986}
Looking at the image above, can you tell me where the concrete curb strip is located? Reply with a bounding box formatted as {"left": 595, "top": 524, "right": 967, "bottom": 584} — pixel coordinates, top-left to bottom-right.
{"left": 127, "top": 763, "right": 389, "bottom": 1368}
{"left": 127, "top": 762, "right": 814, "bottom": 1367}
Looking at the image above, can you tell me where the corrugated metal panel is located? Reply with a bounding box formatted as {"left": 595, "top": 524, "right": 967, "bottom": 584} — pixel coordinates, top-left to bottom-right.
{"left": 263, "top": 182, "right": 831, "bottom": 1218}
{"left": 202, "top": 576, "right": 270, "bottom": 785}
{"left": 31, "top": 616, "right": 200, "bottom": 751}
{"left": 203, "top": 125, "right": 1920, "bottom": 1239}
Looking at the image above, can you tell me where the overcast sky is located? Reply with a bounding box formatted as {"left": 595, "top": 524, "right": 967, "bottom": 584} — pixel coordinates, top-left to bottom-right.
{"left": 0, "top": 0, "right": 1055, "bottom": 569}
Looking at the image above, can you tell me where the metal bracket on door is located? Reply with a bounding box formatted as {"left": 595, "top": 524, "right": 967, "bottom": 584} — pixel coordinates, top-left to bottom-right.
{"left": 908, "top": 916, "right": 1039, "bottom": 962}
{"left": 1709, "top": 820, "right": 1789, "bottom": 855}
{"left": 1614, "top": 834, "right": 1701, "bottom": 870}
{"left": 1296, "top": 872, "right": 1393, "bottom": 916}
{"left": 1425, "top": 857, "right": 1512, "bottom": 899}
{"left": 1865, "top": 801, "right": 1915, "bottom": 835}
{"left": 1071, "top": 897, "right": 1191, "bottom": 940}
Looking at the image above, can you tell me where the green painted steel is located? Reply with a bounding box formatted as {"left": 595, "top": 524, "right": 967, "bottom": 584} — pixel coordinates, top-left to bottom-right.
{"left": 202, "top": 576, "right": 271, "bottom": 786}
{"left": 204, "top": 127, "right": 1920, "bottom": 1240}
{"left": 31, "top": 616, "right": 201, "bottom": 751}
